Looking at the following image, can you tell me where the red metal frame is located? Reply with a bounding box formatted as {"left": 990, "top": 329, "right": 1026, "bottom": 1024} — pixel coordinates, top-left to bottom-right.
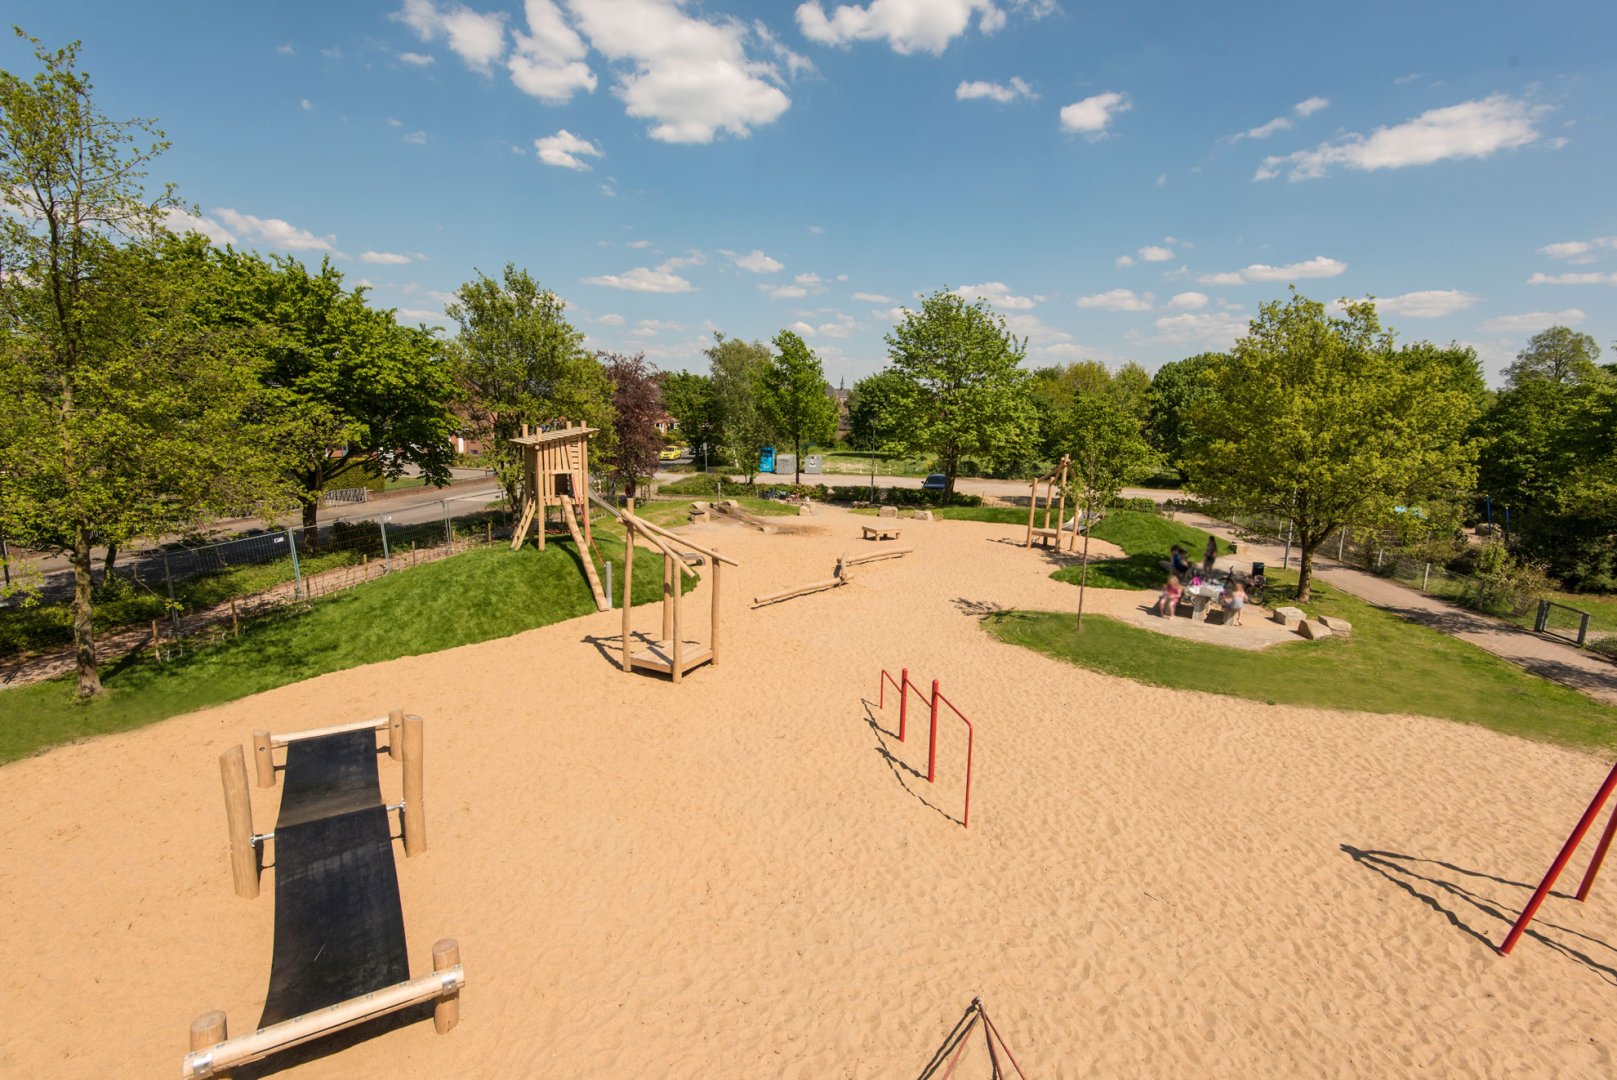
{"left": 876, "top": 667, "right": 976, "bottom": 829}
{"left": 1499, "top": 759, "right": 1617, "bottom": 955}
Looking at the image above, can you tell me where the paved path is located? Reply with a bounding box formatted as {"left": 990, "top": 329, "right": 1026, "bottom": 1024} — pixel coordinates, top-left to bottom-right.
{"left": 1183, "top": 513, "right": 1617, "bottom": 707}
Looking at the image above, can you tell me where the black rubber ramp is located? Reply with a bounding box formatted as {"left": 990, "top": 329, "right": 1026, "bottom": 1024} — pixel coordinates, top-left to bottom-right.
{"left": 258, "top": 730, "right": 408, "bottom": 1028}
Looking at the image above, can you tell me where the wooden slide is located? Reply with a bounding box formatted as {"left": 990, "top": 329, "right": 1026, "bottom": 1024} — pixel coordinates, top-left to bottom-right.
{"left": 559, "top": 495, "right": 609, "bottom": 612}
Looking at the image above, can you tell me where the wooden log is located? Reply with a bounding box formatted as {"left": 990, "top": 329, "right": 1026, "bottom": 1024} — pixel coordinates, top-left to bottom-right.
{"left": 432, "top": 939, "right": 461, "bottom": 1034}
{"left": 1025, "top": 478, "right": 1037, "bottom": 547}
{"left": 671, "top": 562, "right": 684, "bottom": 685}
{"left": 230, "top": 598, "right": 239, "bottom": 638}
{"left": 220, "top": 746, "right": 258, "bottom": 900}
{"left": 753, "top": 577, "right": 844, "bottom": 607}
{"left": 402, "top": 715, "right": 426, "bottom": 857}
{"left": 621, "top": 501, "right": 635, "bottom": 674}
{"left": 269, "top": 715, "right": 389, "bottom": 747}
{"left": 181, "top": 966, "right": 467, "bottom": 1080}
{"left": 252, "top": 731, "right": 274, "bottom": 788}
{"left": 710, "top": 560, "right": 722, "bottom": 666}
{"left": 189, "top": 1011, "right": 231, "bottom": 1080}
{"left": 841, "top": 546, "right": 913, "bottom": 567}
{"left": 388, "top": 709, "right": 405, "bottom": 763}
{"left": 661, "top": 555, "right": 674, "bottom": 642}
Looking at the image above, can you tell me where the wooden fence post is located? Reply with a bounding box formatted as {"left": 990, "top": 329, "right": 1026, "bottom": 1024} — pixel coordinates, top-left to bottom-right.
{"left": 220, "top": 746, "right": 258, "bottom": 899}
{"left": 432, "top": 939, "right": 461, "bottom": 1033}
{"left": 189, "top": 1011, "right": 230, "bottom": 1079}
{"left": 402, "top": 716, "right": 426, "bottom": 857}
{"left": 388, "top": 709, "right": 405, "bottom": 762}
{"left": 252, "top": 731, "right": 274, "bottom": 787}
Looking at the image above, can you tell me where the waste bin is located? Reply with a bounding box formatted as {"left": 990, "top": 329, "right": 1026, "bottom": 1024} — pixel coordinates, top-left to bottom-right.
{"left": 1251, "top": 562, "right": 1266, "bottom": 579}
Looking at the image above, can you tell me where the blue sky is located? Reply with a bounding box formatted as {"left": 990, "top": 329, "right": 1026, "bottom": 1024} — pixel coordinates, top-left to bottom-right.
{"left": 8, "top": 1, "right": 1615, "bottom": 385}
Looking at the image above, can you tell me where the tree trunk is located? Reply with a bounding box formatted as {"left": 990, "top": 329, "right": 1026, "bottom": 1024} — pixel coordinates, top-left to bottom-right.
{"left": 72, "top": 525, "right": 103, "bottom": 698}
{"left": 101, "top": 542, "right": 118, "bottom": 586}
{"left": 1077, "top": 527, "right": 1092, "bottom": 628}
{"left": 1295, "top": 537, "right": 1320, "bottom": 602}
{"left": 794, "top": 436, "right": 801, "bottom": 484}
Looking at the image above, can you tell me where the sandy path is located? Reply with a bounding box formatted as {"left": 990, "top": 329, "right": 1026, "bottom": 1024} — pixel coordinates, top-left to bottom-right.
{"left": 1, "top": 506, "right": 1614, "bottom": 1078}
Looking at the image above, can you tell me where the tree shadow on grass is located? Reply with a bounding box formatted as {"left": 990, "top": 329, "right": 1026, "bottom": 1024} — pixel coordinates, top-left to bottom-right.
{"left": 857, "top": 697, "right": 961, "bottom": 827}
{"left": 1051, "top": 553, "right": 1168, "bottom": 590}
{"left": 1340, "top": 844, "right": 1617, "bottom": 984}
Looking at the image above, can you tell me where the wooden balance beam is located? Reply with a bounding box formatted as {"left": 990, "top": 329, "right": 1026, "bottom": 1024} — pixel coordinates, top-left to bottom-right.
{"left": 753, "top": 548, "right": 912, "bottom": 607}
{"left": 194, "top": 715, "right": 461, "bottom": 1078}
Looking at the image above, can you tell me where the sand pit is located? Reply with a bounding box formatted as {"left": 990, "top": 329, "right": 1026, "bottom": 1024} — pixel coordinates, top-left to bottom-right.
{"left": 2, "top": 505, "right": 1615, "bottom": 1077}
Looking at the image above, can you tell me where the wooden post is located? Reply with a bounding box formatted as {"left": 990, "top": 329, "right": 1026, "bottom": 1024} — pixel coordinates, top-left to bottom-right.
{"left": 710, "top": 560, "right": 722, "bottom": 666}
{"left": 661, "top": 554, "right": 673, "bottom": 642}
{"left": 190, "top": 1011, "right": 230, "bottom": 1079}
{"left": 622, "top": 500, "right": 636, "bottom": 673}
{"left": 252, "top": 731, "right": 274, "bottom": 788}
{"left": 220, "top": 746, "right": 258, "bottom": 899}
{"left": 671, "top": 559, "right": 684, "bottom": 684}
{"left": 1042, "top": 475, "right": 1055, "bottom": 531}
{"left": 402, "top": 715, "right": 426, "bottom": 857}
{"left": 579, "top": 436, "right": 593, "bottom": 549}
{"left": 388, "top": 709, "right": 405, "bottom": 762}
{"left": 152, "top": 619, "right": 162, "bottom": 662}
{"left": 230, "top": 597, "right": 239, "bottom": 638}
{"left": 432, "top": 939, "right": 461, "bottom": 1034}
{"left": 1054, "top": 462, "right": 1067, "bottom": 547}
{"left": 1025, "top": 478, "right": 1037, "bottom": 546}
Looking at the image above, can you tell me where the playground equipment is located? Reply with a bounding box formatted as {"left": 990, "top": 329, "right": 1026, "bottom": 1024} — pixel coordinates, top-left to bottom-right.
{"left": 711, "top": 499, "right": 778, "bottom": 532}
{"left": 918, "top": 998, "right": 1028, "bottom": 1080}
{"left": 876, "top": 666, "right": 975, "bottom": 828}
{"left": 190, "top": 712, "right": 463, "bottom": 1078}
{"left": 510, "top": 424, "right": 608, "bottom": 611}
{"left": 861, "top": 523, "right": 902, "bottom": 541}
{"left": 1499, "top": 759, "right": 1617, "bottom": 955}
{"left": 1025, "top": 455, "right": 1078, "bottom": 551}
{"left": 591, "top": 493, "right": 737, "bottom": 682}
{"left": 752, "top": 546, "right": 910, "bottom": 607}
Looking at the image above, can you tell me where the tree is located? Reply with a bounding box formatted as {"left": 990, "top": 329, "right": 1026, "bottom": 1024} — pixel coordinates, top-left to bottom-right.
{"left": 0, "top": 37, "right": 291, "bottom": 695}
{"left": 847, "top": 369, "right": 907, "bottom": 451}
{"left": 882, "top": 289, "right": 1037, "bottom": 500}
{"left": 660, "top": 370, "right": 718, "bottom": 466}
{"left": 1181, "top": 292, "right": 1480, "bottom": 601}
{"left": 448, "top": 264, "right": 610, "bottom": 510}
{"left": 1504, "top": 326, "right": 1602, "bottom": 389}
{"left": 1059, "top": 396, "right": 1158, "bottom": 625}
{"left": 706, "top": 333, "right": 774, "bottom": 485}
{"left": 761, "top": 329, "right": 837, "bottom": 483}
{"left": 600, "top": 352, "right": 663, "bottom": 499}
{"left": 1144, "top": 352, "right": 1223, "bottom": 474}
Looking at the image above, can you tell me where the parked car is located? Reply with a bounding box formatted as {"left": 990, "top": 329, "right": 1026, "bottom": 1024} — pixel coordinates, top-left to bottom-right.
{"left": 659, "top": 447, "right": 682, "bottom": 461}
{"left": 921, "top": 473, "right": 947, "bottom": 493}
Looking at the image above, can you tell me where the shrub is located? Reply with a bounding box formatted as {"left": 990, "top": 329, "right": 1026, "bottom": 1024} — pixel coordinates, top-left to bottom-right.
{"left": 1106, "top": 496, "right": 1160, "bottom": 514}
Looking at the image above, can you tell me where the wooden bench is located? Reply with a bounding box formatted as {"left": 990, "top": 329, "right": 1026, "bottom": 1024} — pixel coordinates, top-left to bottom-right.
{"left": 861, "top": 524, "right": 903, "bottom": 541}
{"left": 1030, "top": 527, "right": 1061, "bottom": 548}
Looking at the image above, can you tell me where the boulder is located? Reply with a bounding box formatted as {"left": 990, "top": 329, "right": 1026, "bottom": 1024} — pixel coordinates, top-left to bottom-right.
{"left": 1318, "top": 615, "right": 1353, "bottom": 638}
{"left": 1298, "top": 619, "right": 1334, "bottom": 641}
{"left": 911, "top": 510, "right": 934, "bottom": 522}
{"left": 1271, "top": 605, "right": 1307, "bottom": 630}
{"left": 879, "top": 505, "right": 899, "bottom": 518}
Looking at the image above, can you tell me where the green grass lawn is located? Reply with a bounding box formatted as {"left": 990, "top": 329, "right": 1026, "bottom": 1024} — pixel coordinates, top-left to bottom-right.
{"left": 1051, "top": 511, "right": 1233, "bottom": 590}
{"left": 0, "top": 537, "right": 688, "bottom": 765}
{"left": 986, "top": 573, "right": 1617, "bottom": 751}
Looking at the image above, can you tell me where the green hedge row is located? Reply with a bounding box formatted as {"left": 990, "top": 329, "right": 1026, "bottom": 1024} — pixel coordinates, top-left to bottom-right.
{"left": 655, "top": 473, "right": 983, "bottom": 507}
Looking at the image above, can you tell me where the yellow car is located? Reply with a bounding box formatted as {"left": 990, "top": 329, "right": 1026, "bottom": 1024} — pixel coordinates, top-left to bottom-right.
{"left": 659, "top": 447, "right": 683, "bottom": 461}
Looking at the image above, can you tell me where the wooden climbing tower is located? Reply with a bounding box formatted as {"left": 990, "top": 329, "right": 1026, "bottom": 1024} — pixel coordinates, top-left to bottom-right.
{"left": 510, "top": 424, "right": 608, "bottom": 611}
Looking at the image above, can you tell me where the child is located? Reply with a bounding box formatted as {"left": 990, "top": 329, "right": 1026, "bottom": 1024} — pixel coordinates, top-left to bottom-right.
{"left": 1170, "top": 544, "right": 1190, "bottom": 581}
{"left": 1202, "top": 534, "right": 1219, "bottom": 576}
{"left": 1221, "top": 578, "right": 1248, "bottom": 626}
{"left": 1157, "top": 575, "right": 1183, "bottom": 618}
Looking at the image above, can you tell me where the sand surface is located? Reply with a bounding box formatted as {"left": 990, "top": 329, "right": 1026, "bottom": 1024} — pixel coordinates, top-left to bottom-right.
{"left": 2, "top": 505, "right": 1615, "bottom": 1078}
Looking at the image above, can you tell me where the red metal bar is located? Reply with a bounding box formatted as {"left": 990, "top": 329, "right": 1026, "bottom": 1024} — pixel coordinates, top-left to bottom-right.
{"left": 878, "top": 667, "right": 908, "bottom": 742}
{"left": 1576, "top": 801, "right": 1617, "bottom": 902}
{"left": 927, "top": 678, "right": 940, "bottom": 784}
{"left": 1500, "top": 759, "right": 1617, "bottom": 955}
{"left": 935, "top": 690, "right": 974, "bottom": 830}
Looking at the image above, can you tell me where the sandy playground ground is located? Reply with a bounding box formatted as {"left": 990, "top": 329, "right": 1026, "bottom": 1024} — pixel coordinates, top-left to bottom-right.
{"left": 1, "top": 505, "right": 1615, "bottom": 1078}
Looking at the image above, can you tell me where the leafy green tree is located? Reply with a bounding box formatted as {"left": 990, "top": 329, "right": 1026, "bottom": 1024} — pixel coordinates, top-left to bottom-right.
{"left": 882, "top": 289, "right": 1037, "bottom": 500}
{"left": 0, "top": 37, "right": 291, "bottom": 695}
{"left": 706, "top": 333, "right": 774, "bottom": 485}
{"left": 761, "top": 329, "right": 837, "bottom": 483}
{"left": 1504, "top": 326, "right": 1603, "bottom": 389}
{"left": 447, "top": 264, "right": 610, "bottom": 510}
{"left": 1182, "top": 292, "right": 1480, "bottom": 601}
{"left": 660, "top": 370, "right": 719, "bottom": 467}
{"left": 847, "top": 369, "right": 906, "bottom": 452}
{"left": 1058, "top": 396, "right": 1159, "bottom": 624}
{"left": 1144, "top": 352, "right": 1223, "bottom": 474}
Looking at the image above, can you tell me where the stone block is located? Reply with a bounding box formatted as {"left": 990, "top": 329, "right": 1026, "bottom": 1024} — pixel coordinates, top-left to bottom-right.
{"left": 1298, "top": 619, "right": 1334, "bottom": 641}
{"left": 1318, "top": 615, "right": 1353, "bottom": 637}
{"left": 1271, "top": 605, "right": 1306, "bottom": 630}
{"left": 879, "top": 505, "right": 898, "bottom": 518}
{"left": 911, "top": 510, "right": 933, "bottom": 521}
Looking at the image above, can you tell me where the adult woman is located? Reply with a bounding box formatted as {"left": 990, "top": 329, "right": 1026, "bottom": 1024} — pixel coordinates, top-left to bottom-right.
{"left": 1202, "top": 534, "right": 1219, "bottom": 576}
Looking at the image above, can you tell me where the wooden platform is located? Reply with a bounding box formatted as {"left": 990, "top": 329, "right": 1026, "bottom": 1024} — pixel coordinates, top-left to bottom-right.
{"left": 1030, "top": 526, "right": 1061, "bottom": 548}
{"left": 861, "top": 525, "right": 903, "bottom": 541}
{"left": 629, "top": 639, "right": 714, "bottom": 678}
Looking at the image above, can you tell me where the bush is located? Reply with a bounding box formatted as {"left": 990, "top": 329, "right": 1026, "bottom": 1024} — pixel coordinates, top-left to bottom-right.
{"left": 656, "top": 473, "right": 735, "bottom": 497}
{"left": 1107, "top": 496, "right": 1160, "bottom": 514}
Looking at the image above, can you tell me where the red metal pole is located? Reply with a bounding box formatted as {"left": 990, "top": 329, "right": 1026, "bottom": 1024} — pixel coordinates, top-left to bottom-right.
{"left": 927, "top": 678, "right": 939, "bottom": 784}
{"left": 1500, "top": 759, "right": 1617, "bottom": 955}
{"left": 1575, "top": 801, "right": 1617, "bottom": 902}
{"left": 899, "top": 667, "right": 908, "bottom": 743}
{"left": 962, "top": 715, "right": 973, "bottom": 830}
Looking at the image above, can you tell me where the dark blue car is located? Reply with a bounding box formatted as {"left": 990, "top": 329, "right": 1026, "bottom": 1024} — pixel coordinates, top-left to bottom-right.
{"left": 921, "top": 473, "right": 947, "bottom": 493}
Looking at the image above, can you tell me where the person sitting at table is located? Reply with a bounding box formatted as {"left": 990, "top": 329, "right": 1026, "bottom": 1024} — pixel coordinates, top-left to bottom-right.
{"left": 1156, "top": 575, "right": 1182, "bottom": 618}
{"left": 1170, "top": 544, "right": 1190, "bottom": 581}
{"left": 1221, "top": 577, "right": 1248, "bottom": 626}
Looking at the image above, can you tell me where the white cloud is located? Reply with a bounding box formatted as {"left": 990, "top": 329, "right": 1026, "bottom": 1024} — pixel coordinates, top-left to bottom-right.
{"left": 626, "top": 239, "right": 653, "bottom": 249}
{"left": 807, "top": 224, "right": 825, "bottom": 234}
{"left": 1155, "top": 173, "right": 1166, "bottom": 187}
{"left": 508, "top": 0, "right": 596, "bottom": 103}
{"left": 361, "top": 250, "right": 428, "bottom": 265}
{"left": 300, "top": 98, "right": 313, "bottom": 111}
{"left": 660, "top": 251, "right": 707, "bottom": 271}
{"left": 955, "top": 281, "right": 1035, "bottom": 309}
{"left": 397, "top": 0, "right": 508, "bottom": 73}
{"left": 852, "top": 290, "right": 891, "bottom": 302}
{"left": 727, "top": 249, "right": 784, "bottom": 273}
{"left": 1059, "top": 91, "right": 1130, "bottom": 136}
{"left": 534, "top": 129, "right": 604, "bottom": 170}
{"left": 1480, "top": 309, "right": 1585, "bottom": 333}
{"left": 1228, "top": 97, "right": 1329, "bottom": 143}
{"left": 873, "top": 305, "right": 908, "bottom": 322}
{"left": 277, "top": 43, "right": 295, "bottom": 55}
{"left": 1294, "top": 96, "right": 1329, "bottom": 117}
{"left": 796, "top": 0, "right": 1006, "bottom": 55}
{"left": 1167, "top": 291, "right": 1208, "bottom": 310}
{"left": 213, "top": 209, "right": 341, "bottom": 255}
{"left": 1527, "top": 271, "right": 1617, "bottom": 286}
{"left": 1539, "top": 237, "right": 1617, "bottom": 261}
{"left": 1197, "top": 256, "right": 1346, "bottom": 285}
{"left": 1136, "top": 311, "right": 1249, "bottom": 347}
{"left": 566, "top": 0, "right": 791, "bottom": 144}
{"left": 768, "top": 284, "right": 810, "bottom": 299}
{"left": 582, "top": 266, "right": 696, "bottom": 292}
{"left": 1076, "top": 288, "right": 1151, "bottom": 312}
{"left": 322, "top": 47, "right": 343, "bottom": 60}
{"left": 789, "top": 320, "right": 817, "bottom": 336}
{"left": 1370, "top": 289, "right": 1479, "bottom": 318}
{"left": 752, "top": 19, "right": 816, "bottom": 80}
{"left": 597, "top": 313, "right": 626, "bottom": 324}
{"left": 1138, "top": 245, "right": 1172, "bottom": 262}
{"left": 632, "top": 318, "right": 685, "bottom": 337}
{"left": 396, "top": 307, "right": 449, "bottom": 322}
{"left": 956, "top": 76, "right": 1034, "bottom": 103}
{"left": 404, "top": 129, "right": 429, "bottom": 144}
{"left": 1115, "top": 254, "right": 1134, "bottom": 268}
{"left": 1257, "top": 94, "right": 1550, "bottom": 181}
{"left": 399, "top": 51, "right": 436, "bottom": 65}
{"left": 794, "top": 271, "right": 825, "bottom": 287}
{"left": 161, "top": 208, "right": 236, "bottom": 245}
{"left": 815, "top": 312, "right": 858, "bottom": 338}
{"left": 386, "top": 117, "right": 405, "bottom": 127}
